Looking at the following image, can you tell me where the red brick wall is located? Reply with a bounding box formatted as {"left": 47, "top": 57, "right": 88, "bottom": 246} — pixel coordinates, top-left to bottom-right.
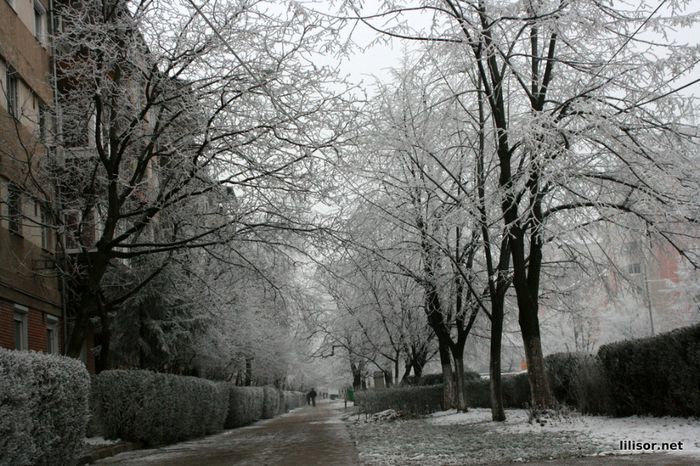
{"left": 656, "top": 243, "right": 680, "bottom": 283}
{"left": 0, "top": 300, "right": 13, "bottom": 349}
{"left": 1, "top": 298, "right": 95, "bottom": 373}
{"left": 27, "top": 309, "right": 47, "bottom": 352}
{"left": 0, "top": 298, "right": 64, "bottom": 353}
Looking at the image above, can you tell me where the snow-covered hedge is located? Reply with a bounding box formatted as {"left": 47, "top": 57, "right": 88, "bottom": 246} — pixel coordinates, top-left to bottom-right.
{"left": 598, "top": 324, "right": 700, "bottom": 417}
{"left": 224, "top": 386, "right": 265, "bottom": 428}
{"left": 283, "top": 391, "right": 305, "bottom": 411}
{"left": 94, "top": 370, "right": 228, "bottom": 446}
{"left": 0, "top": 348, "right": 90, "bottom": 466}
{"left": 262, "top": 385, "right": 282, "bottom": 418}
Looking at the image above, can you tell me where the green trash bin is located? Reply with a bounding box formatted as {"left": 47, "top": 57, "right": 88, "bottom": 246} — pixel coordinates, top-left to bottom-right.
{"left": 345, "top": 387, "right": 355, "bottom": 408}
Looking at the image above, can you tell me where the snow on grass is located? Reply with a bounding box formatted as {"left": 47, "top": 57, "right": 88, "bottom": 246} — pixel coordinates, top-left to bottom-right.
{"left": 346, "top": 408, "right": 700, "bottom": 465}
{"left": 489, "top": 409, "right": 700, "bottom": 457}
{"left": 347, "top": 410, "right": 600, "bottom": 465}
{"left": 84, "top": 436, "right": 122, "bottom": 446}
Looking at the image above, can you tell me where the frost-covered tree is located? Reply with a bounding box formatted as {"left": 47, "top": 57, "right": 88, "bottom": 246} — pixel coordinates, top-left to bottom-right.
{"left": 322, "top": 61, "right": 497, "bottom": 410}
{"left": 315, "top": 248, "right": 435, "bottom": 385}
{"left": 339, "top": 0, "right": 700, "bottom": 409}
{"left": 28, "top": 0, "right": 353, "bottom": 370}
{"left": 178, "top": 239, "right": 318, "bottom": 385}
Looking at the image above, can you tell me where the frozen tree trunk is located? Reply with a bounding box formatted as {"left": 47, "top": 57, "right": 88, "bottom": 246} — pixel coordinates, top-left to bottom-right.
{"left": 95, "top": 319, "right": 112, "bottom": 373}
{"left": 412, "top": 352, "right": 426, "bottom": 378}
{"left": 66, "top": 254, "right": 110, "bottom": 362}
{"left": 489, "top": 301, "right": 505, "bottom": 421}
{"left": 245, "top": 358, "right": 253, "bottom": 386}
{"left": 384, "top": 370, "right": 393, "bottom": 388}
{"left": 438, "top": 342, "right": 455, "bottom": 409}
{"left": 394, "top": 355, "right": 400, "bottom": 386}
{"left": 453, "top": 356, "right": 468, "bottom": 412}
{"left": 412, "top": 361, "right": 423, "bottom": 378}
{"left": 351, "top": 362, "right": 363, "bottom": 390}
{"left": 512, "top": 225, "right": 553, "bottom": 409}
{"left": 401, "top": 359, "right": 412, "bottom": 383}
{"left": 519, "top": 304, "right": 552, "bottom": 409}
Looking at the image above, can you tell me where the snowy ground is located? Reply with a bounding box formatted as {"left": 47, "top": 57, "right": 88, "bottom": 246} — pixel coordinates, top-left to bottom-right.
{"left": 345, "top": 408, "right": 700, "bottom": 465}
{"left": 83, "top": 436, "right": 122, "bottom": 446}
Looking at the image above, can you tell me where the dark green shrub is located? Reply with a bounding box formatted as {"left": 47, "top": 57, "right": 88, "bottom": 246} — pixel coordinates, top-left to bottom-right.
{"left": 419, "top": 373, "right": 444, "bottom": 385}
{"left": 414, "top": 369, "right": 481, "bottom": 386}
{"left": 464, "top": 378, "right": 491, "bottom": 408}
{"left": 573, "top": 356, "right": 611, "bottom": 415}
{"left": 598, "top": 324, "right": 700, "bottom": 417}
{"left": 355, "top": 385, "right": 443, "bottom": 415}
{"left": 545, "top": 352, "right": 610, "bottom": 415}
{"left": 501, "top": 373, "right": 531, "bottom": 408}
{"left": 462, "top": 373, "right": 530, "bottom": 409}
{"left": 357, "top": 372, "right": 531, "bottom": 415}
{"left": 94, "top": 370, "right": 228, "bottom": 446}
{"left": 0, "top": 349, "right": 90, "bottom": 466}
{"left": 545, "top": 353, "right": 584, "bottom": 407}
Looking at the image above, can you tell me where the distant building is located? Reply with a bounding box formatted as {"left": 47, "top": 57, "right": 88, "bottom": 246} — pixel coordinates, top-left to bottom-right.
{"left": 541, "top": 225, "right": 700, "bottom": 355}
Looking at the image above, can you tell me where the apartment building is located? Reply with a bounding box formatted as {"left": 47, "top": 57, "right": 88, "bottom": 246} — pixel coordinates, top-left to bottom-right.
{"left": 610, "top": 236, "right": 699, "bottom": 337}
{"left": 0, "top": 0, "right": 64, "bottom": 354}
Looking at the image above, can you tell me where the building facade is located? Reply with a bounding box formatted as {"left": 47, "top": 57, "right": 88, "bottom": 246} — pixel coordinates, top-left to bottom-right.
{"left": 0, "top": 0, "right": 67, "bottom": 355}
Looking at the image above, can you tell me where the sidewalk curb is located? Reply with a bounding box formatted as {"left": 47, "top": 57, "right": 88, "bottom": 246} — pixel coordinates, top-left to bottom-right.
{"left": 79, "top": 441, "right": 143, "bottom": 464}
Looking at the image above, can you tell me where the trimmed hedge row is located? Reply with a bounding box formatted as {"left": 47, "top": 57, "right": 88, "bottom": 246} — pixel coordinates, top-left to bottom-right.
{"left": 359, "top": 324, "right": 700, "bottom": 418}
{"left": 356, "top": 373, "right": 531, "bottom": 415}
{"left": 598, "top": 324, "right": 700, "bottom": 417}
{"left": 94, "top": 370, "right": 228, "bottom": 446}
{"left": 356, "top": 385, "right": 444, "bottom": 415}
{"left": 464, "top": 373, "right": 531, "bottom": 409}
{"left": 94, "top": 372, "right": 306, "bottom": 443}
{"left": 283, "top": 391, "right": 306, "bottom": 411}
{"left": 404, "top": 370, "right": 482, "bottom": 386}
{"left": 224, "top": 386, "right": 264, "bottom": 428}
{"left": 223, "top": 386, "right": 305, "bottom": 428}
{"left": 263, "top": 386, "right": 281, "bottom": 419}
{"left": 0, "top": 349, "right": 90, "bottom": 466}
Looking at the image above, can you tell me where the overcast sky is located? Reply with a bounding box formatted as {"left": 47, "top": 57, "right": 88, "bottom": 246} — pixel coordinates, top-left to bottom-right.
{"left": 325, "top": 2, "right": 700, "bottom": 99}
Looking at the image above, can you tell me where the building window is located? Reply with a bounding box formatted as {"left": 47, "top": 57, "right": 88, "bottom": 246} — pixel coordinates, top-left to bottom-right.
{"left": 14, "top": 305, "right": 29, "bottom": 351}
{"left": 628, "top": 263, "right": 642, "bottom": 275}
{"left": 34, "top": 1, "right": 46, "bottom": 44}
{"left": 8, "top": 183, "right": 22, "bottom": 235}
{"left": 5, "top": 68, "right": 19, "bottom": 119}
{"left": 40, "top": 205, "right": 50, "bottom": 250}
{"left": 63, "top": 209, "right": 81, "bottom": 252}
{"left": 46, "top": 315, "right": 59, "bottom": 354}
{"left": 624, "top": 240, "right": 640, "bottom": 254}
{"left": 46, "top": 328, "right": 57, "bottom": 353}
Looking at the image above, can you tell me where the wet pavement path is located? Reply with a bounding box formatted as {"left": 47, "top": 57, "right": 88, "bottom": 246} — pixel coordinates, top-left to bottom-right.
{"left": 96, "top": 400, "right": 360, "bottom": 466}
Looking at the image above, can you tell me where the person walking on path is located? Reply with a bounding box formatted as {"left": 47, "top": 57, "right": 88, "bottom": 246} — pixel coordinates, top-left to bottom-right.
{"left": 308, "top": 388, "right": 317, "bottom": 407}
